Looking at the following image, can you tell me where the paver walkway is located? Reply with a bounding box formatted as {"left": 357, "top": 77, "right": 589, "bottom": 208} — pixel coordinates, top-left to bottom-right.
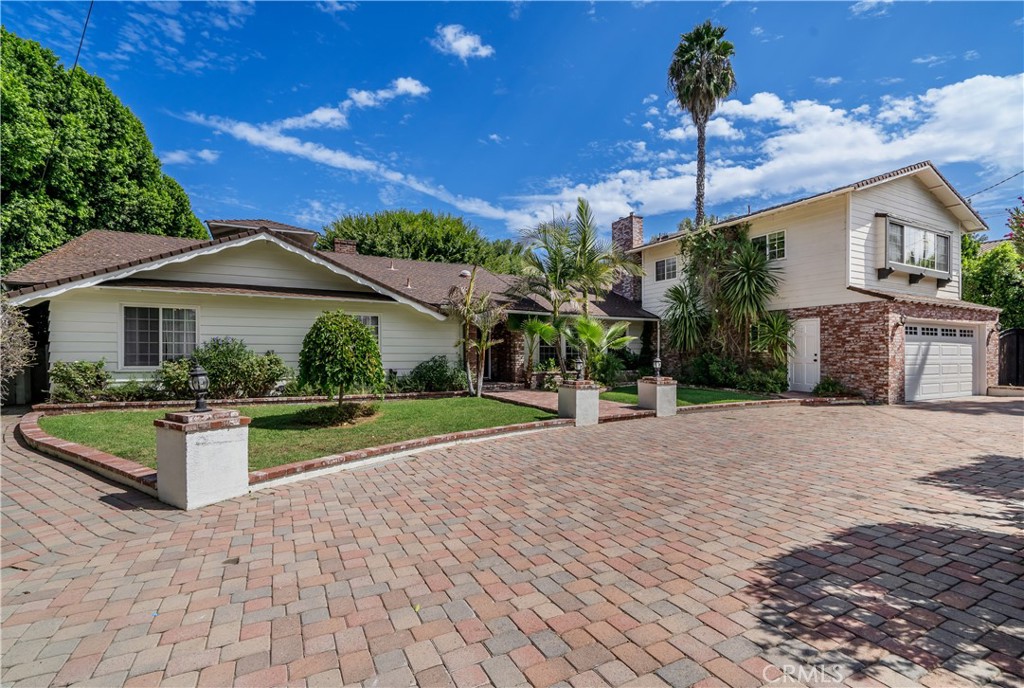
{"left": 1, "top": 398, "right": 1022, "bottom": 687}
{"left": 484, "top": 390, "right": 652, "bottom": 420}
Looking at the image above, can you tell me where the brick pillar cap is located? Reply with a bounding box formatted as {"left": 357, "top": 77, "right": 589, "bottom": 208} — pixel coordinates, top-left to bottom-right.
{"left": 154, "top": 409, "right": 251, "bottom": 432}
{"left": 559, "top": 380, "right": 601, "bottom": 390}
{"left": 639, "top": 376, "right": 678, "bottom": 386}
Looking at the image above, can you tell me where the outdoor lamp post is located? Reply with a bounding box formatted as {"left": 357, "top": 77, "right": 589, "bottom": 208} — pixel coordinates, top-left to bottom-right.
{"left": 653, "top": 356, "right": 662, "bottom": 378}
{"left": 574, "top": 355, "right": 584, "bottom": 380}
{"left": 188, "top": 362, "right": 210, "bottom": 413}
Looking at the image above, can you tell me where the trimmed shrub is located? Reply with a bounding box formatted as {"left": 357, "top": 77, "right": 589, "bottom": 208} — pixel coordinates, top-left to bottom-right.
{"left": 593, "top": 353, "right": 626, "bottom": 387}
{"left": 400, "top": 356, "right": 466, "bottom": 392}
{"left": 155, "top": 338, "right": 288, "bottom": 399}
{"left": 812, "top": 376, "right": 859, "bottom": 397}
{"left": 294, "top": 402, "right": 379, "bottom": 427}
{"left": 299, "top": 311, "right": 385, "bottom": 403}
{"left": 1, "top": 294, "right": 34, "bottom": 398}
{"left": 735, "top": 366, "right": 788, "bottom": 394}
{"left": 49, "top": 360, "right": 113, "bottom": 402}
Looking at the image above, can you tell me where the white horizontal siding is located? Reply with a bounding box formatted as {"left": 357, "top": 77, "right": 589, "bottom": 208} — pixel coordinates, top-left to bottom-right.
{"left": 47, "top": 287, "right": 459, "bottom": 382}
{"left": 745, "top": 195, "right": 866, "bottom": 310}
{"left": 640, "top": 242, "right": 684, "bottom": 318}
{"left": 850, "top": 175, "right": 963, "bottom": 299}
{"left": 136, "top": 241, "right": 375, "bottom": 292}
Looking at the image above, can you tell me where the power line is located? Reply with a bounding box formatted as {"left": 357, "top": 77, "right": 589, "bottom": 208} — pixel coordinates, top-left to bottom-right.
{"left": 965, "top": 169, "right": 1024, "bottom": 199}
{"left": 38, "top": 0, "right": 95, "bottom": 192}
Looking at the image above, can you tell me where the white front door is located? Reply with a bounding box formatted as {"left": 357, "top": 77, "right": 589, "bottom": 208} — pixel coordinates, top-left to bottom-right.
{"left": 789, "top": 318, "right": 820, "bottom": 392}
{"left": 905, "top": 324, "right": 976, "bottom": 401}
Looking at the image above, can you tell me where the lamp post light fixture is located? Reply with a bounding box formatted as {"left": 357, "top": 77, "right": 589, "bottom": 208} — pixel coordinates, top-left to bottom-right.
{"left": 653, "top": 356, "right": 662, "bottom": 378}
{"left": 574, "top": 355, "right": 584, "bottom": 380}
{"left": 188, "top": 362, "right": 211, "bottom": 413}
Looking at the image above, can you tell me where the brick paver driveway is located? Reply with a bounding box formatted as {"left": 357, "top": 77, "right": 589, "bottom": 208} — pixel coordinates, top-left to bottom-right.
{"left": 2, "top": 398, "right": 1022, "bottom": 688}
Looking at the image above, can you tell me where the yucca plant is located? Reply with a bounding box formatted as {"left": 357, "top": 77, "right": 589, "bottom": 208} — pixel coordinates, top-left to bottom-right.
{"left": 663, "top": 278, "right": 709, "bottom": 355}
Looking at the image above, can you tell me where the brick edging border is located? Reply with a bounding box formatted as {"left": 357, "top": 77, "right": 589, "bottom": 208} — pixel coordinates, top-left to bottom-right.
{"left": 17, "top": 412, "right": 159, "bottom": 497}
{"left": 32, "top": 390, "right": 469, "bottom": 415}
{"left": 16, "top": 411, "right": 574, "bottom": 499}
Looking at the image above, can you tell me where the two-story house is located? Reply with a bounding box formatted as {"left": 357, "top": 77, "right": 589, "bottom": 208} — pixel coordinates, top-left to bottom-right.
{"left": 612, "top": 161, "right": 1000, "bottom": 403}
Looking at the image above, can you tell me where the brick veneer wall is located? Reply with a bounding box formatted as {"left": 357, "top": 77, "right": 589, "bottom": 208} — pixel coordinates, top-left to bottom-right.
{"left": 611, "top": 214, "right": 643, "bottom": 302}
{"left": 786, "top": 301, "right": 999, "bottom": 404}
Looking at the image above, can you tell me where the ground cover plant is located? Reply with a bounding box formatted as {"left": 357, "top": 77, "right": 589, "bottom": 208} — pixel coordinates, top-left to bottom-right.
{"left": 599, "top": 384, "right": 768, "bottom": 407}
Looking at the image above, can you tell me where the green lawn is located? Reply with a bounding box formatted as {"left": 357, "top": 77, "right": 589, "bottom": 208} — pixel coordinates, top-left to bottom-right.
{"left": 600, "top": 384, "right": 769, "bottom": 407}
{"left": 38, "top": 398, "right": 555, "bottom": 471}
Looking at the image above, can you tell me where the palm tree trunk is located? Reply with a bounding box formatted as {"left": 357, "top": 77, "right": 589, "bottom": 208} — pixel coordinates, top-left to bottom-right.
{"left": 476, "top": 346, "right": 485, "bottom": 398}
{"left": 463, "top": 323, "right": 475, "bottom": 395}
{"left": 695, "top": 118, "right": 707, "bottom": 227}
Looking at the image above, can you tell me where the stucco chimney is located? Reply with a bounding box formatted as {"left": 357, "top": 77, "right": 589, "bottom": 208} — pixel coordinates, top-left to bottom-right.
{"left": 611, "top": 213, "right": 643, "bottom": 302}
{"left": 334, "top": 239, "right": 358, "bottom": 254}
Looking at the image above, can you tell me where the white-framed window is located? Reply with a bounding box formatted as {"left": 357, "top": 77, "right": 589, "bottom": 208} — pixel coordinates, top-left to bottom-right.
{"left": 886, "top": 220, "right": 950, "bottom": 274}
{"left": 752, "top": 230, "right": 786, "bottom": 260}
{"left": 354, "top": 315, "right": 380, "bottom": 343}
{"left": 122, "top": 306, "right": 197, "bottom": 368}
{"left": 655, "top": 257, "right": 678, "bottom": 282}
{"left": 538, "top": 343, "right": 558, "bottom": 366}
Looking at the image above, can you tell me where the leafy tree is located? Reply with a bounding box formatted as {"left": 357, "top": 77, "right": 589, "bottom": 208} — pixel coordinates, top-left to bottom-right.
{"left": 569, "top": 317, "right": 636, "bottom": 382}
{"left": 963, "top": 242, "right": 1024, "bottom": 329}
{"left": 1007, "top": 196, "right": 1024, "bottom": 257}
{"left": 667, "top": 21, "right": 737, "bottom": 227}
{"left": 518, "top": 219, "right": 578, "bottom": 373}
{"left": 0, "top": 28, "right": 205, "bottom": 275}
{"left": 1, "top": 294, "right": 34, "bottom": 398}
{"left": 317, "top": 209, "right": 526, "bottom": 274}
{"left": 298, "top": 311, "right": 385, "bottom": 405}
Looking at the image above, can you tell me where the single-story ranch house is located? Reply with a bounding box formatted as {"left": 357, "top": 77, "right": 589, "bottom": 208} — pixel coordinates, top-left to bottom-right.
{"left": 2, "top": 219, "right": 656, "bottom": 403}
{"left": 617, "top": 161, "right": 1000, "bottom": 403}
{"left": 3, "top": 161, "right": 1000, "bottom": 404}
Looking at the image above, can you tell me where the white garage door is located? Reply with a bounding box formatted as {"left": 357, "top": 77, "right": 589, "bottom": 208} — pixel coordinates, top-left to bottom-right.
{"left": 905, "top": 324, "right": 976, "bottom": 401}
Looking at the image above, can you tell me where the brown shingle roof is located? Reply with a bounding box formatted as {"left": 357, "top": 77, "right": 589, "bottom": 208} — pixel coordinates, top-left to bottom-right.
{"left": 3, "top": 229, "right": 658, "bottom": 320}
{"left": 979, "top": 239, "right": 1008, "bottom": 255}
{"left": 206, "top": 218, "right": 316, "bottom": 234}
{"left": 3, "top": 230, "right": 203, "bottom": 285}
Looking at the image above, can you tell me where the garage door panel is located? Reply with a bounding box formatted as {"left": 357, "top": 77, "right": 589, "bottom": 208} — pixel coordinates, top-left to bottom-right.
{"left": 905, "top": 324, "right": 976, "bottom": 401}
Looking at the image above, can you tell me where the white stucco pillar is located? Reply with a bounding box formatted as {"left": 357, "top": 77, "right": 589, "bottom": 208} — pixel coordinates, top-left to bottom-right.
{"left": 155, "top": 409, "right": 250, "bottom": 510}
{"left": 558, "top": 380, "right": 601, "bottom": 426}
{"left": 637, "top": 376, "right": 678, "bottom": 417}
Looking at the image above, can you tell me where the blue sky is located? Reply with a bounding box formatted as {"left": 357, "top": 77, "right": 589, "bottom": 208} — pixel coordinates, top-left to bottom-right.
{"left": 5, "top": 1, "right": 1023, "bottom": 241}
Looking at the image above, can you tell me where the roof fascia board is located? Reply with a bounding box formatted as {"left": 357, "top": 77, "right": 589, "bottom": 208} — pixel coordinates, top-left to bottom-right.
{"left": 505, "top": 309, "right": 659, "bottom": 321}
{"left": 96, "top": 284, "right": 394, "bottom": 305}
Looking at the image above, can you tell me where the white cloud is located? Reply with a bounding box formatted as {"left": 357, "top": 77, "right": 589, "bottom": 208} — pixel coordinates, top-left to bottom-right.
{"left": 750, "top": 26, "right": 764, "bottom": 36}
{"left": 877, "top": 76, "right": 904, "bottom": 86}
{"left": 292, "top": 199, "right": 347, "bottom": 226}
{"left": 272, "top": 77, "right": 429, "bottom": 132}
{"left": 850, "top": 0, "right": 893, "bottom": 17}
{"left": 642, "top": 94, "right": 658, "bottom": 105}
{"left": 315, "top": 1, "right": 357, "bottom": 13}
{"left": 659, "top": 118, "right": 744, "bottom": 142}
{"left": 963, "top": 50, "right": 980, "bottom": 61}
{"left": 642, "top": 122, "right": 655, "bottom": 130}
{"left": 488, "top": 133, "right": 504, "bottom": 143}
{"left": 645, "top": 106, "right": 660, "bottom": 117}
{"left": 430, "top": 24, "right": 495, "bottom": 63}
{"left": 912, "top": 54, "right": 953, "bottom": 68}
{"left": 160, "top": 148, "right": 220, "bottom": 165}
{"left": 188, "top": 74, "right": 1023, "bottom": 234}
{"left": 814, "top": 76, "right": 843, "bottom": 86}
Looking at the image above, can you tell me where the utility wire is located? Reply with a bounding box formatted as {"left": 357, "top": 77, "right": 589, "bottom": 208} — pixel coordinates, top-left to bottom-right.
{"left": 965, "top": 169, "right": 1024, "bottom": 199}
{"left": 38, "top": 0, "right": 95, "bottom": 192}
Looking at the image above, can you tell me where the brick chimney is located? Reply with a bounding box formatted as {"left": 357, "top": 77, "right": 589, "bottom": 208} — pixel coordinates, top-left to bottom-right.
{"left": 611, "top": 213, "right": 643, "bottom": 302}
{"left": 333, "top": 239, "right": 358, "bottom": 254}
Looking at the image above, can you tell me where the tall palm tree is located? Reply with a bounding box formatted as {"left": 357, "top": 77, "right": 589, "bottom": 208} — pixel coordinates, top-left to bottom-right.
{"left": 569, "top": 198, "right": 644, "bottom": 316}
{"left": 517, "top": 219, "right": 577, "bottom": 373}
{"left": 443, "top": 266, "right": 511, "bottom": 397}
{"left": 668, "top": 20, "right": 736, "bottom": 227}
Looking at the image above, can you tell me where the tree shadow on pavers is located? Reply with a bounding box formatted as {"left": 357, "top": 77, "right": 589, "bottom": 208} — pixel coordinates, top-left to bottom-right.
{"left": 903, "top": 398, "right": 1024, "bottom": 417}
{"left": 915, "top": 454, "right": 1024, "bottom": 528}
{"left": 741, "top": 522, "right": 1024, "bottom": 686}
{"left": 98, "top": 490, "right": 177, "bottom": 512}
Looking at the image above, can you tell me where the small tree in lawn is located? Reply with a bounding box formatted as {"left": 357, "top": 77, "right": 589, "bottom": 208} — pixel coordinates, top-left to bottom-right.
{"left": 1, "top": 294, "right": 34, "bottom": 398}
{"left": 299, "top": 310, "right": 385, "bottom": 407}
